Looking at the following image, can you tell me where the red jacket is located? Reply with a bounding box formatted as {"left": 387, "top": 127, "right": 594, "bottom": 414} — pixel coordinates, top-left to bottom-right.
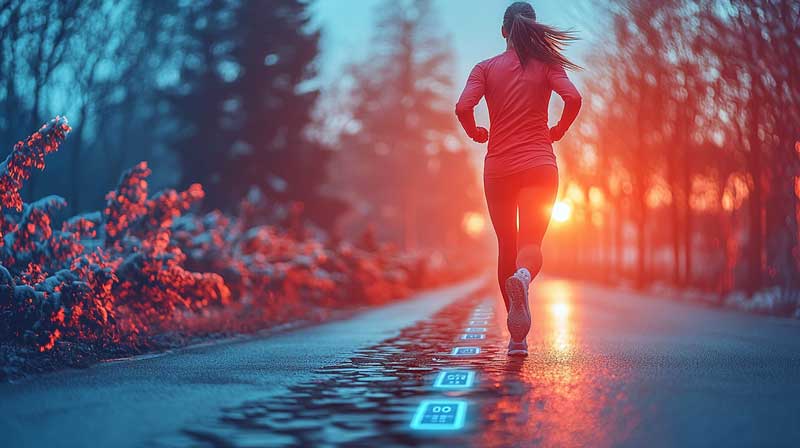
{"left": 456, "top": 49, "right": 582, "bottom": 179}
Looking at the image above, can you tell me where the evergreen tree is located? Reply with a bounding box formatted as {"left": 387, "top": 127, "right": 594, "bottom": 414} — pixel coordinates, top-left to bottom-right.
{"left": 333, "top": 0, "right": 482, "bottom": 250}
{"left": 168, "top": 0, "right": 237, "bottom": 208}
{"left": 170, "top": 0, "right": 340, "bottom": 226}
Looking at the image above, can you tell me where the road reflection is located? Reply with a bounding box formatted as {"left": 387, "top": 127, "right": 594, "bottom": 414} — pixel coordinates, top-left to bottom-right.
{"left": 172, "top": 280, "right": 639, "bottom": 447}
{"left": 478, "top": 279, "right": 638, "bottom": 447}
{"left": 545, "top": 280, "right": 574, "bottom": 357}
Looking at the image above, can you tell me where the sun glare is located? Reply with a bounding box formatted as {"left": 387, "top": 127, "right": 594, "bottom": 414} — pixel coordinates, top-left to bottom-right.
{"left": 462, "top": 212, "right": 486, "bottom": 237}
{"left": 551, "top": 301, "right": 570, "bottom": 320}
{"left": 551, "top": 201, "right": 572, "bottom": 223}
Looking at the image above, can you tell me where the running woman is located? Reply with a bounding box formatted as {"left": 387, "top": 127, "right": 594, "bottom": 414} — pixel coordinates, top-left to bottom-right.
{"left": 455, "top": 1, "right": 582, "bottom": 356}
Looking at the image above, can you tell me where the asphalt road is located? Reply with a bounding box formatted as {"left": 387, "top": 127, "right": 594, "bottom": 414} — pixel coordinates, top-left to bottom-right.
{"left": 2, "top": 277, "right": 799, "bottom": 447}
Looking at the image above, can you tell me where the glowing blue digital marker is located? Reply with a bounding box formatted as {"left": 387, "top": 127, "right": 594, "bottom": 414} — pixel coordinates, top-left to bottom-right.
{"left": 433, "top": 370, "right": 476, "bottom": 389}
{"left": 410, "top": 400, "right": 468, "bottom": 430}
{"left": 464, "top": 327, "right": 487, "bottom": 333}
{"left": 460, "top": 333, "right": 486, "bottom": 340}
{"left": 469, "top": 320, "right": 488, "bottom": 326}
{"left": 451, "top": 346, "right": 480, "bottom": 356}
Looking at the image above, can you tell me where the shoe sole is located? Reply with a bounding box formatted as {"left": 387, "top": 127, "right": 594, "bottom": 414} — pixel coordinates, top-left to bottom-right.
{"left": 505, "top": 275, "right": 531, "bottom": 343}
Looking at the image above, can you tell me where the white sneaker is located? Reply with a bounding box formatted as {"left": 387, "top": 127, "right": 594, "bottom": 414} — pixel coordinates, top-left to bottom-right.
{"left": 507, "top": 338, "right": 528, "bottom": 356}
{"left": 505, "top": 268, "right": 531, "bottom": 343}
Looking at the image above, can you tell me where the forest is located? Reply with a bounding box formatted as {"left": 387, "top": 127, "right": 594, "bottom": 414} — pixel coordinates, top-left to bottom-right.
{"left": 0, "top": 0, "right": 798, "bottom": 378}
{"left": 547, "top": 0, "right": 799, "bottom": 313}
{"left": 0, "top": 0, "right": 483, "bottom": 377}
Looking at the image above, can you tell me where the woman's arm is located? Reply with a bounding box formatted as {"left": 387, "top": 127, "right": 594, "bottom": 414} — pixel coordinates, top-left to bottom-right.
{"left": 455, "top": 64, "right": 489, "bottom": 143}
{"left": 547, "top": 64, "right": 582, "bottom": 142}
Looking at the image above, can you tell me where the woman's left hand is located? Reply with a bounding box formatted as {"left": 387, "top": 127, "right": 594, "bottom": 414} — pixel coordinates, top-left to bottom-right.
{"left": 549, "top": 126, "right": 564, "bottom": 142}
{"left": 473, "top": 127, "right": 489, "bottom": 143}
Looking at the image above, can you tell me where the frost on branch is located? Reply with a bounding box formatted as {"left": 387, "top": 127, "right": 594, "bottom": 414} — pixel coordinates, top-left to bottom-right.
{"left": 0, "top": 116, "right": 71, "bottom": 213}
{"left": 103, "top": 162, "right": 151, "bottom": 245}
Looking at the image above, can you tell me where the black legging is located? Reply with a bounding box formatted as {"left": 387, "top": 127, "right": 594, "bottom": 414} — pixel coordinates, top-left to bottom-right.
{"left": 484, "top": 164, "right": 559, "bottom": 310}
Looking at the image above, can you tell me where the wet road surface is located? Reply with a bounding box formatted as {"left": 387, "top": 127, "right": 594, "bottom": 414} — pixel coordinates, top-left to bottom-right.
{"left": 4, "top": 277, "right": 800, "bottom": 447}
{"left": 1, "top": 279, "right": 482, "bottom": 448}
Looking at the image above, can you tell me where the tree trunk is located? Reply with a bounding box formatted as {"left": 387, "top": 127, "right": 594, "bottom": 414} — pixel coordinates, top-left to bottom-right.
{"left": 667, "top": 153, "right": 682, "bottom": 286}
{"left": 634, "top": 87, "right": 648, "bottom": 290}
{"left": 680, "top": 132, "right": 692, "bottom": 287}
{"left": 746, "top": 98, "right": 764, "bottom": 295}
{"left": 614, "top": 203, "right": 624, "bottom": 283}
{"left": 69, "top": 105, "right": 88, "bottom": 214}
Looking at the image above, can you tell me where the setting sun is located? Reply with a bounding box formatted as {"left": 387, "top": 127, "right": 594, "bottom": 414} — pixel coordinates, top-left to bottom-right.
{"left": 552, "top": 201, "right": 572, "bottom": 223}
{"left": 462, "top": 212, "right": 486, "bottom": 237}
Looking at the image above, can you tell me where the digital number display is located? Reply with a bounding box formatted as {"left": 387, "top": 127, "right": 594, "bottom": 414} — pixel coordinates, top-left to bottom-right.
{"left": 410, "top": 400, "right": 467, "bottom": 430}
{"left": 460, "top": 333, "right": 486, "bottom": 340}
{"left": 451, "top": 346, "right": 481, "bottom": 356}
{"left": 433, "top": 370, "right": 475, "bottom": 389}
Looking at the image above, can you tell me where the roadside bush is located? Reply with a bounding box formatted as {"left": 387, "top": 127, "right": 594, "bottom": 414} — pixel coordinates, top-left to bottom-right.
{"left": 0, "top": 117, "right": 433, "bottom": 357}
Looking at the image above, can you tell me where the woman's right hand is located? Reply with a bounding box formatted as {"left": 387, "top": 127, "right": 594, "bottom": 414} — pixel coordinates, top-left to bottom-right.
{"left": 473, "top": 126, "right": 489, "bottom": 143}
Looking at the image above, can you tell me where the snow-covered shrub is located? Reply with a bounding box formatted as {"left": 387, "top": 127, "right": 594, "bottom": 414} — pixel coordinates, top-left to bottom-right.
{"left": 0, "top": 118, "right": 230, "bottom": 351}
{"left": 0, "top": 117, "right": 435, "bottom": 356}
{"left": 724, "top": 287, "right": 799, "bottom": 316}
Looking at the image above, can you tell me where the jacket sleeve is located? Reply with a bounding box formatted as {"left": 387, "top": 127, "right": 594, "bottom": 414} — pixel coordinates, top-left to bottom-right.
{"left": 455, "top": 63, "right": 486, "bottom": 139}
{"left": 547, "top": 64, "right": 582, "bottom": 138}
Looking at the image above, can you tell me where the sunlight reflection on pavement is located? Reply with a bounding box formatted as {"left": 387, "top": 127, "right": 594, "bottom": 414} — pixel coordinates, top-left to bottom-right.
{"left": 476, "top": 279, "right": 639, "bottom": 448}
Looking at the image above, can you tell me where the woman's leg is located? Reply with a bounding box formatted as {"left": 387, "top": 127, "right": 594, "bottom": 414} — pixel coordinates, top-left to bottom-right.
{"left": 484, "top": 175, "right": 518, "bottom": 311}
{"left": 516, "top": 165, "right": 559, "bottom": 280}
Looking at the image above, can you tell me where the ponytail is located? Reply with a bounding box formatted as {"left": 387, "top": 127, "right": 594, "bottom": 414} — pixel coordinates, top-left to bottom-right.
{"left": 504, "top": 2, "right": 581, "bottom": 70}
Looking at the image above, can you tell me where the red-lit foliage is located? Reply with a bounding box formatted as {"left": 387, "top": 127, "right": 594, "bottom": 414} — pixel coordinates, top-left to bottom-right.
{"left": 0, "top": 117, "right": 70, "bottom": 213}
{"left": 1, "top": 118, "right": 432, "bottom": 360}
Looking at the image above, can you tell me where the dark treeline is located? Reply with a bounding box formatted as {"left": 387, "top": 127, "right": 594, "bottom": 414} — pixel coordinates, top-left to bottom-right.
{"left": 549, "top": 0, "right": 799, "bottom": 299}
{"left": 0, "top": 0, "right": 340, "bottom": 221}
{"left": 1, "top": 0, "right": 180, "bottom": 212}
{"left": 0, "top": 0, "right": 484, "bottom": 256}
{"left": 0, "top": 0, "right": 338, "bottom": 224}
{"left": 168, "top": 0, "right": 340, "bottom": 226}
{"left": 0, "top": 0, "right": 487, "bottom": 370}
